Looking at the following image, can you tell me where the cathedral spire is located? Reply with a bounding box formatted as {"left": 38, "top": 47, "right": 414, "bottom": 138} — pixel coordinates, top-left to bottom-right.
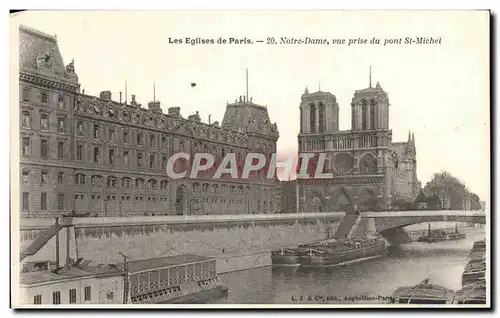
{"left": 304, "top": 86, "right": 309, "bottom": 94}
{"left": 408, "top": 130, "right": 411, "bottom": 143}
{"left": 369, "top": 66, "right": 372, "bottom": 88}
{"left": 412, "top": 133, "right": 415, "bottom": 148}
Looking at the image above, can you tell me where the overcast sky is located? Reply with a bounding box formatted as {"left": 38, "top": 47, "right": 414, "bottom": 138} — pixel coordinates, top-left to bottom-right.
{"left": 11, "top": 11, "right": 490, "bottom": 200}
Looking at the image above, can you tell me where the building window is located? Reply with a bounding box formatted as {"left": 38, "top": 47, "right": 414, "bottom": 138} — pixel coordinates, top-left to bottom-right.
{"left": 33, "top": 294, "right": 41, "bottom": 305}
{"left": 41, "top": 193, "right": 47, "bottom": 211}
{"left": 123, "top": 150, "right": 129, "bottom": 166}
{"left": 161, "top": 136, "right": 167, "bottom": 148}
{"left": 93, "top": 124, "right": 100, "bottom": 139}
{"left": 137, "top": 152, "right": 143, "bottom": 168}
{"left": 52, "top": 291, "right": 60, "bottom": 305}
{"left": 109, "top": 127, "right": 115, "bottom": 142}
{"left": 40, "top": 114, "right": 49, "bottom": 131}
{"left": 109, "top": 149, "right": 115, "bottom": 165}
{"left": 41, "top": 171, "right": 48, "bottom": 184}
{"left": 136, "top": 178, "right": 144, "bottom": 188}
{"left": 123, "top": 130, "right": 129, "bottom": 144}
{"left": 22, "top": 137, "right": 30, "bottom": 155}
{"left": 107, "top": 176, "right": 117, "bottom": 187}
{"left": 41, "top": 92, "right": 48, "bottom": 106}
{"left": 149, "top": 134, "right": 155, "bottom": 147}
{"left": 22, "top": 170, "right": 29, "bottom": 183}
{"left": 361, "top": 99, "right": 368, "bottom": 130}
{"left": 58, "top": 172, "right": 64, "bottom": 184}
{"left": 76, "top": 144, "right": 83, "bottom": 161}
{"left": 162, "top": 155, "right": 167, "bottom": 170}
{"left": 76, "top": 99, "right": 82, "bottom": 111}
{"left": 149, "top": 154, "right": 155, "bottom": 169}
{"left": 58, "top": 118, "right": 65, "bottom": 133}
{"left": 75, "top": 173, "right": 86, "bottom": 185}
{"left": 148, "top": 179, "right": 157, "bottom": 189}
{"left": 69, "top": 288, "right": 76, "bottom": 304}
{"left": 179, "top": 140, "right": 185, "bottom": 152}
{"left": 57, "top": 194, "right": 64, "bottom": 210}
{"left": 121, "top": 177, "right": 131, "bottom": 188}
{"left": 57, "top": 141, "right": 64, "bottom": 159}
{"left": 22, "top": 192, "right": 29, "bottom": 210}
{"left": 22, "top": 111, "right": 30, "bottom": 128}
{"left": 137, "top": 132, "right": 143, "bottom": 146}
{"left": 160, "top": 180, "right": 168, "bottom": 190}
{"left": 84, "top": 286, "right": 91, "bottom": 301}
{"left": 41, "top": 140, "right": 48, "bottom": 158}
{"left": 58, "top": 96, "right": 65, "bottom": 109}
{"left": 93, "top": 147, "right": 100, "bottom": 163}
{"left": 77, "top": 121, "right": 84, "bottom": 136}
{"left": 22, "top": 88, "right": 30, "bottom": 102}
{"left": 91, "top": 175, "right": 103, "bottom": 186}
{"left": 309, "top": 104, "right": 316, "bottom": 133}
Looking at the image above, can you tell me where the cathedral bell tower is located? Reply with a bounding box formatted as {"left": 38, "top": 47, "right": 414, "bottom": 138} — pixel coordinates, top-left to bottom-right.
{"left": 299, "top": 86, "right": 340, "bottom": 135}
{"left": 351, "top": 68, "right": 390, "bottom": 131}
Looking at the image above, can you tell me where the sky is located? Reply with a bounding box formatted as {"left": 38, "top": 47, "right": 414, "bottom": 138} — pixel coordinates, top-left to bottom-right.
{"left": 10, "top": 10, "right": 490, "bottom": 200}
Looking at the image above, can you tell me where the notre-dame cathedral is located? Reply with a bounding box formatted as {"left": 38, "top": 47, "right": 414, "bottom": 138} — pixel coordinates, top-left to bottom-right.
{"left": 297, "top": 75, "right": 420, "bottom": 212}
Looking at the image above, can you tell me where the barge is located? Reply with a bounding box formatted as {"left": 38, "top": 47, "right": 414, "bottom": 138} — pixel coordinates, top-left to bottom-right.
{"left": 389, "top": 278, "right": 455, "bottom": 304}
{"left": 452, "top": 279, "right": 486, "bottom": 304}
{"left": 298, "top": 238, "right": 385, "bottom": 268}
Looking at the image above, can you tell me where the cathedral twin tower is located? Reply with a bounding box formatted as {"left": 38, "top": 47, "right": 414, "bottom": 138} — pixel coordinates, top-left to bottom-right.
{"left": 297, "top": 73, "right": 419, "bottom": 212}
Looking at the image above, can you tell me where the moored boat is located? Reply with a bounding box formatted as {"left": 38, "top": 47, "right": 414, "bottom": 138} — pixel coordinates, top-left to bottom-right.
{"left": 452, "top": 279, "right": 486, "bottom": 304}
{"left": 389, "top": 278, "right": 455, "bottom": 304}
{"left": 461, "top": 260, "right": 486, "bottom": 288}
{"left": 271, "top": 247, "right": 303, "bottom": 267}
{"left": 299, "top": 238, "right": 385, "bottom": 268}
{"left": 417, "top": 223, "right": 466, "bottom": 243}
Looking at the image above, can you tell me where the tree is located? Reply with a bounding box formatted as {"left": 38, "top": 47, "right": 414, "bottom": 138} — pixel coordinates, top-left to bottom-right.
{"left": 423, "top": 171, "right": 480, "bottom": 210}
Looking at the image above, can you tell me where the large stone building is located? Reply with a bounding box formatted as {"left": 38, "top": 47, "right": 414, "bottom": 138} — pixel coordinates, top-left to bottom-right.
{"left": 18, "top": 25, "right": 280, "bottom": 218}
{"left": 297, "top": 78, "right": 420, "bottom": 212}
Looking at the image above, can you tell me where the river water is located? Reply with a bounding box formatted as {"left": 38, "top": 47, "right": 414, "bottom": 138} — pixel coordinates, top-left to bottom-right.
{"left": 213, "top": 228, "right": 486, "bottom": 304}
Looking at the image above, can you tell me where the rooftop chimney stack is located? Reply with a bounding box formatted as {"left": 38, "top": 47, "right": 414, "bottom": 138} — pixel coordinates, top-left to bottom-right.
{"left": 99, "top": 91, "right": 112, "bottom": 101}
{"left": 131, "top": 94, "right": 137, "bottom": 106}
{"left": 168, "top": 107, "right": 181, "bottom": 118}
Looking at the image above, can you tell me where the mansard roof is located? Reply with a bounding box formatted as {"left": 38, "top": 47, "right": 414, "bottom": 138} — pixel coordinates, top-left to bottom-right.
{"left": 221, "top": 98, "right": 279, "bottom": 139}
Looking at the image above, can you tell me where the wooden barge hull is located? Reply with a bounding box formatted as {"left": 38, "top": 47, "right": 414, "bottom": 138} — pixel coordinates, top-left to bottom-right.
{"left": 299, "top": 241, "right": 386, "bottom": 267}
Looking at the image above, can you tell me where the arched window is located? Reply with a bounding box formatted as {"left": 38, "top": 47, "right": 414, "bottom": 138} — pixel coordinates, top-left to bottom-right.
{"left": 361, "top": 99, "right": 368, "bottom": 130}
{"left": 91, "top": 175, "right": 103, "bottom": 186}
{"left": 106, "top": 176, "right": 117, "bottom": 187}
{"left": 135, "top": 178, "right": 144, "bottom": 188}
{"left": 160, "top": 180, "right": 168, "bottom": 190}
{"left": 370, "top": 99, "right": 376, "bottom": 130}
{"left": 121, "top": 177, "right": 131, "bottom": 188}
{"left": 318, "top": 103, "right": 325, "bottom": 133}
{"left": 148, "top": 179, "right": 157, "bottom": 189}
{"left": 193, "top": 183, "right": 200, "bottom": 192}
{"left": 75, "top": 173, "right": 86, "bottom": 185}
{"left": 202, "top": 183, "right": 209, "bottom": 192}
{"left": 300, "top": 107, "right": 304, "bottom": 133}
{"left": 309, "top": 104, "right": 316, "bottom": 133}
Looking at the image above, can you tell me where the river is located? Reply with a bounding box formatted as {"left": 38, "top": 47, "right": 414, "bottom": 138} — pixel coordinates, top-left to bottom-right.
{"left": 213, "top": 228, "right": 485, "bottom": 304}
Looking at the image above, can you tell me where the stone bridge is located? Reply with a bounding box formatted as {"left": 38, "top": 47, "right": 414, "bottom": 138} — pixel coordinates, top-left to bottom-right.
{"left": 18, "top": 210, "right": 486, "bottom": 272}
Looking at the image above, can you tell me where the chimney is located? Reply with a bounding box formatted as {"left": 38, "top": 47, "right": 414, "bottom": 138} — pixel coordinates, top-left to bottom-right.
{"left": 148, "top": 100, "right": 162, "bottom": 113}
{"left": 168, "top": 107, "right": 181, "bottom": 117}
{"left": 119, "top": 92, "right": 122, "bottom": 104}
{"left": 99, "top": 91, "right": 112, "bottom": 101}
{"left": 131, "top": 94, "right": 137, "bottom": 106}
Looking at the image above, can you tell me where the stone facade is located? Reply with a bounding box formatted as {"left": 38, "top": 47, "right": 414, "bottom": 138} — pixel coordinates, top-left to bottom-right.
{"left": 18, "top": 25, "right": 281, "bottom": 218}
{"left": 297, "top": 81, "right": 419, "bottom": 212}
